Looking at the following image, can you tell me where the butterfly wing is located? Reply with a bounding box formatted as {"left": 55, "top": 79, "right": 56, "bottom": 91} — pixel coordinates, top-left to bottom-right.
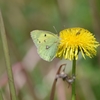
{"left": 31, "top": 30, "right": 60, "bottom": 61}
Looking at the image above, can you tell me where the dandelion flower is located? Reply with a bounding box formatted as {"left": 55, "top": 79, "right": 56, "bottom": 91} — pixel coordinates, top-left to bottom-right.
{"left": 56, "top": 27, "right": 100, "bottom": 60}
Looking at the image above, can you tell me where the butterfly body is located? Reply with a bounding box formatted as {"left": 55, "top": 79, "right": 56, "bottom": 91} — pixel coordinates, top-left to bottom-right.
{"left": 31, "top": 30, "right": 60, "bottom": 61}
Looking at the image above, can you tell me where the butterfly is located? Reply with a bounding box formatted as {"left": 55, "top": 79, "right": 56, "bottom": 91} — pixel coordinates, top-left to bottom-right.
{"left": 30, "top": 30, "right": 60, "bottom": 62}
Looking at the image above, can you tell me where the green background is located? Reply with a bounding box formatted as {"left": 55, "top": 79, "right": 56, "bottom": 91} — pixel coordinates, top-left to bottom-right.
{"left": 0, "top": 0, "right": 100, "bottom": 100}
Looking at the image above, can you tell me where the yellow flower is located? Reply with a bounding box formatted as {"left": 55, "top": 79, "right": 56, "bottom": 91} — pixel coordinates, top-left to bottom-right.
{"left": 56, "top": 27, "right": 100, "bottom": 60}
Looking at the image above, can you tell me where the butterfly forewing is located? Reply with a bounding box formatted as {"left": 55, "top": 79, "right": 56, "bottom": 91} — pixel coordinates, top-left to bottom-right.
{"left": 31, "top": 30, "right": 60, "bottom": 61}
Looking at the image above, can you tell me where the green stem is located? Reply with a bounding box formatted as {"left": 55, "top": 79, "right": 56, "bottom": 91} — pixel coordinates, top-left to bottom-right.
{"left": 71, "top": 58, "right": 76, "bottom": 100}
{"left": 0, "top": 11, "right": 17, "bottom": 100}
{"left": 0, "top": 89, "right": 3, "bottom": 100}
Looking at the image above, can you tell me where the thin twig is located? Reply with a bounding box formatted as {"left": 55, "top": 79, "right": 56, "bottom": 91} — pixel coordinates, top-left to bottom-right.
{"left": 50, "top": 64, "right": 66, "bottom": 100}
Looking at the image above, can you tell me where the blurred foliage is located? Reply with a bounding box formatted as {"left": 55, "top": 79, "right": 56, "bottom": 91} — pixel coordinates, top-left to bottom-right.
{"left": 0, "top": 0, "right": 100, "bottom": 100}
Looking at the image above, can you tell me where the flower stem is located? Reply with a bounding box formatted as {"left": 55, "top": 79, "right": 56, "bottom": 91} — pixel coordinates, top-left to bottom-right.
{"left": 0, "top": 11, "right": 17, "bottom": 100}
{"left": 71, "top": 58, "right": 76, "bottom": 100}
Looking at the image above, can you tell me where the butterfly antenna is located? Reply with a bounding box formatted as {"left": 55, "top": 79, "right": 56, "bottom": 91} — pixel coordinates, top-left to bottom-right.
{"left": 53, "top": 26, "right": 58, "bottom": 34}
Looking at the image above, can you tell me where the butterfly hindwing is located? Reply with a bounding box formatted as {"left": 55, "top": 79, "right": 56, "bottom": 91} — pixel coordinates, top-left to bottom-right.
{"left": 38, "top": 37, "right": 59, "bottom": 61}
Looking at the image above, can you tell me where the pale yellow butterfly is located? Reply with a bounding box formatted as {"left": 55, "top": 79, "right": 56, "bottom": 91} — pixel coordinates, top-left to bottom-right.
{"left": 31, "top": 30, "right": 60, "bottom": 61}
